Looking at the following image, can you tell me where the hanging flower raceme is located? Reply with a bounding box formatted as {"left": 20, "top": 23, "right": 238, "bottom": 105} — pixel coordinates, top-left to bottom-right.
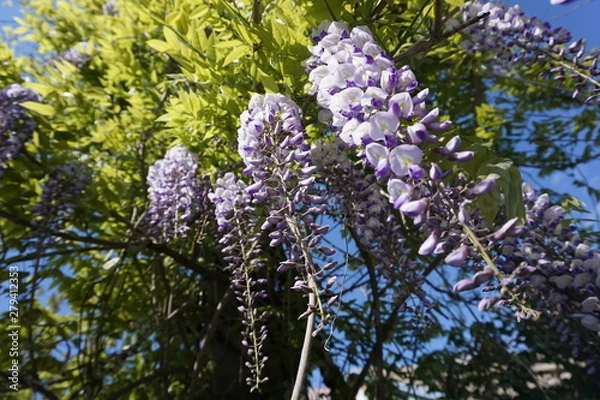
{"left": 208, "top": 173, "right": 268, "bottom": 391}
{"left": 311, "top": 140, "right": 391, "bottom": 248}
{"left": 238, "top": 93, "right": 335, "bottom": 332}
{"left": 208, "top": 93, "right": 339, "bottom": 389}
{"left": 0, "top": 84, "right": 42, "bottom": 176}
{"left": 311, "top": 139, "right": 433, "bottom": 315}
{"left": 306, "top": 21, "right": 500, "bottom": 278}
{"left": 460, "top": 0, "right": 600, "bottom": 102}
{"left": 450, "top": 183, "right": 600, "bottom": 372}
{"left": 31, "top": 162, "right": 90, "bottom": 245}
{"left": 145, "top": 144, "right": 209, "bottom": 243}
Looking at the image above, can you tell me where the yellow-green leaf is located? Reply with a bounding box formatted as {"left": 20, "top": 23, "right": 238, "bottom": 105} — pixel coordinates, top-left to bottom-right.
{"left": 223, "top": 44, "right": 251, "bottom": 66}
{"left": 20, "top": 101, "right": 56, "bottom": 116}
{"left": 258, "top": 69, "right": 279, "bottom": 93}
{"left": 214, "top": 39, "right": 246, "bottom": 49}
{"left": 147, "top": 39, "right": 171, "bottom": 53}
{"left": 445, "top": 0, "right": 465, "bottom": 7}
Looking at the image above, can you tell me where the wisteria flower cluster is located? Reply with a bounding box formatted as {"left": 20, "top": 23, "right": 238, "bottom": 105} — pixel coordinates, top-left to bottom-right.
{"left": 31, "top": 162, "right": 90, "bottom": 245}
{"left": 204, "top": 15, "right": 600, "bottom": 392}
{"left": 237, "top": 93, "right": 335, "bottom": 315}
{"left": 59, "top": 43, "right": 91, "bottom": 70}
{"left": 209, "top": 93, "right": 346, "bottom": 388}
{"left": 0, "top": 84, "right": 41, "bottom": 176}
{"left": 451, "top": 183, "right": 600, "bottom": 371}
{"left": 311, "top": 139, "right": 431, "bottom": 311}
{"left": 306, "top": 21, "right": 502, "bottom": 277}
{"left": 208, "top": 173, "right": 268, "bottom": 390}
{"left": 145, "top": 144, "right": 210, "bottom": 243}
{"left": 460, "top": 0, "right": 600, "bottom": 102}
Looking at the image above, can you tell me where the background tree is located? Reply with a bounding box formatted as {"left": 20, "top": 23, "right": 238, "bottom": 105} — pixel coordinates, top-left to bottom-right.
{"left": 0, "top": 0, "right": 598, "bottom": 399}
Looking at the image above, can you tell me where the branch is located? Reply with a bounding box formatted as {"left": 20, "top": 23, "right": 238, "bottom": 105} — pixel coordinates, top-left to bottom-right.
{"left": 434, "top": 0, "right": 443, "bottom": 40}
{"left": 348, "top": 227, "right": 385, "bottom": 399}
{"left": 290, "top": 290, "right": 316, "bottom": 400}
{"left": 105, "top": 368, "right": 188, "bottom": 400}
{"left": 1, "top": 246, "right": 113, "bottom": 264}
{"left": 394, "top": 12, "right": 490, "bottom": 63}
{"left": 348, "top": 255, "right": 443, "bottom": 398}
{"left": 0, "top": 208, "right": 32, "bottom": 228}
{"left": 188, "top": 284, "right": 235, "bottom": 398}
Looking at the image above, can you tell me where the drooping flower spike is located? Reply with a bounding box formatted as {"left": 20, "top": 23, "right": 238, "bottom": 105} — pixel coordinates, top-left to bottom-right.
{"left": 0, "top": 84, "right": 42, "bottom": 176}
{"left": 146, "top": 144, "right": 210, "bottom": 242}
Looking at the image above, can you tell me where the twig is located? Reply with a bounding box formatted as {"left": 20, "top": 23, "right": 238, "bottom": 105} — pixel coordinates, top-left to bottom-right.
{"left": 200, "top": 286, "right": 235, "bottom": 352}
{"left": 394, "top": 12, "right": 490, "bottom": 63}
{"left": 434, "top": 0, "right": 443, "bottom": 40}
{"left": 105, "top": 368, "right": 188, "bottom": 400}
{"left": 348, "top": 227, "right": 385, "bottom": 399}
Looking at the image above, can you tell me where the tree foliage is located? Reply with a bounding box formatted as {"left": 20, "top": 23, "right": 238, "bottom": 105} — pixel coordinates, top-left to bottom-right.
{"left": 1, "top": 0, "right": 599, "bottom": 399}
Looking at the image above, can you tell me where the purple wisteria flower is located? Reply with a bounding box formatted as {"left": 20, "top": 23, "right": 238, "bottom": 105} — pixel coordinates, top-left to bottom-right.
{"left": 209, "top": 172, "right": 252, "bottom": 234}
{"left": 145, "top": 144, "right": 209, "bottom": 243}
{"left": 0, "top": 84, "right": 42, "bottom": 176}
{"left": 460, "top": 0, "right": 599, "bottom": 101}
{"left": 102, "top": 0, "right": 119, "bottom": 16}
{"left": 31, "top": 162, "right": 90, "bottom": 246}
{"left": 59, "top": 43, "right": 91, "bottom": 70}
{"left": 210, "top": 92, "right": 339, "bottom": 388}
{"left": 311, "top": 139, "right": 434, "bottom": 322}
{"left": 306, "top": 20, "right": 501, "bottom": 273}
{"left": 237, "top": 93, "right": 335, "bottom": 320}
{"left": 450, "top": 182, "right": 600, "bottom": 372}
{"left": 209, "top": 172, "right": 267, "bottom": 390}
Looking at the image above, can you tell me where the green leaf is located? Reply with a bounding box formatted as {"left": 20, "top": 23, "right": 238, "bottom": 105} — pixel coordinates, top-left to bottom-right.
{"left": 476, "top": 158, "right": 525, "bottom": 224}
{"left": 222, "top": 44, "right": 251, "bottom": 66}
{"left": 214, "top": 39, "right": 246, "bottom": 49}
{"left": 146, "top": 39, "right": 171, "bottom": 52}
{"left": 444, "top": 0, "right": 465, "bottom": 7}
{"left": 20, "top": 101, "right": 55, "bottom": 116}
{"left": 258, "top": 68, "right": 279, "bottom": 93}
{"left": 102, "top": 257, "right": 120, "bottom": 270}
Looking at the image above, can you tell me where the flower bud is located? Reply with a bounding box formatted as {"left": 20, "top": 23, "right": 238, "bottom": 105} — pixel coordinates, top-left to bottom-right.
{"left": 472, "top": 268, "right": 495, "bottom": 286}
{"left": 493, "top": 217, "right": 520, "bottom": 240}
{"left": 400, "top": 198, "right": 429, "bottom": 218}
{"left": 445, "top": 244, "right": 470, "bottom": 267}
{"left": 478, "top": 295, "right": 500, "bottom": 311}
{"left": 418, "top": 230, "right": 440, "bottom": 255}
{"left": 469, "top": 177, "right": 497, "bottom": 196}
{"left": 442, "top": 136, "right": 461, "bottom": 154}
{"left": 581, "top": 297, "right": 600, "bottom": 313}
{"left": 429, "top": 163, "right": 443, "bottom": 180}
{"left": 317, "top": 245, "right": 336, "bottom": 256}
{"left": 453, "top": 279, "right": 476, "bottom": 292}
{"left": 580, "top": 315, "right": 600, "bottom": 332}
{"left": 458, "top": 206, "right": 470, "bottom": 224}
{"left": 448, "top": 151, "right": 474, "bottom": 162}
